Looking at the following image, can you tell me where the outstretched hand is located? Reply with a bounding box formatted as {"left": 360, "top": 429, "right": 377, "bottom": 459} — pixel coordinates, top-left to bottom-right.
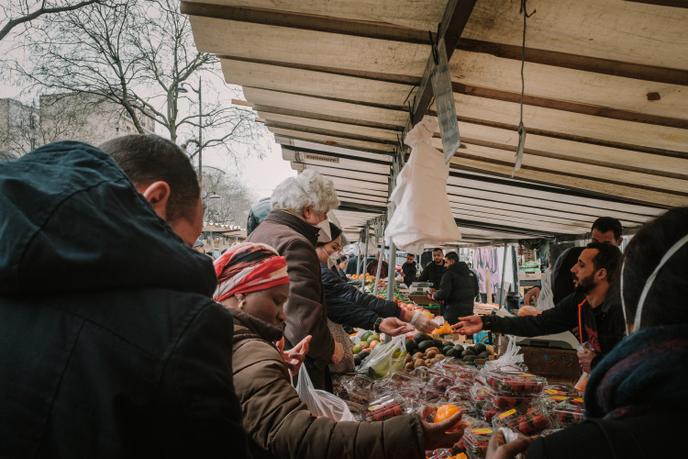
{"left": 452, "top": 315, "right": 483, "bottom": 335}
{"left": 277, "top": 335, "right": 312, "bottom": 375}
{"left": 379, "top": 317, "right": 415, "bottom": 336}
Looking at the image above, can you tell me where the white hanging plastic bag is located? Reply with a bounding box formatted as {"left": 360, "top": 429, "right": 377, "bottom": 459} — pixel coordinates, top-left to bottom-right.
{"left": 295, "top": 364, "right": 355, "bottom": 421}
{"left": 385, "top": 116, "right": 460, "bottom": 253}
{"left": 357, "top": 335, "right": 407, "bottom": 379}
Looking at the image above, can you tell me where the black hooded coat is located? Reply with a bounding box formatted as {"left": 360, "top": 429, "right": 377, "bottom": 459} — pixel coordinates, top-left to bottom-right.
{"left": 0, "top": 142, "right": 246, "bottom": 458}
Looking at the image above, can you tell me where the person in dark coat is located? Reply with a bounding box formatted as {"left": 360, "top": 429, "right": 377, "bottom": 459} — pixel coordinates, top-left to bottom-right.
{"left": 247, "top": 169, "right": 341, "bottom": 390}
{"left": 487, "top": 206, "right": 688, "bottom": 459}
{"left": 456, "top": 243, "right": 625, "bottom": 372}
{"left": 316, "top": 223, "right": 430, "bottom": 335}
{"left": 332, "top": 255, "right": 349, "bottom": 280}
{"left": 418, "top": 248, "right": 446, "bottom": 289}
{"left": 0, "top": 137, "right": 247, "bottom": 457}
{"left": 401, "top": 254, "right": 418, "bottom": 287}
{"left": 432, "top": 252, "right": 479, "bottom": 324}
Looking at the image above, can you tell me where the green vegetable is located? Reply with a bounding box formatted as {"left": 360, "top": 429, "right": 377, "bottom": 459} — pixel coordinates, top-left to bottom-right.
{"left": 413, "top": 333, "right": 432, "bottom": 344}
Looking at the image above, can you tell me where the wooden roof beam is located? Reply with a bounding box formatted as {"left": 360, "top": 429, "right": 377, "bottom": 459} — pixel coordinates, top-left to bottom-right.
{"left": 457, "top": 38, "right": 688, "bottom": 85}
{"left": 180, "top": 1, "right": 440, "bottom": 43}
{"left": 410, "top": 0, "right": 477, "bottom": 125}
{"left": 452, "top": 82, "right": 688, "bottom": 129}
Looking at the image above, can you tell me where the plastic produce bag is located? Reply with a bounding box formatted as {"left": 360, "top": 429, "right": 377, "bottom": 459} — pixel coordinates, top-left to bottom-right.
{"left": 385, "top": 116, "right": 460, "bottom": 253}
{"left": 483, "top": 336, "right": 525, "bottom": 374}
{"left": 295, "top": 364, "right": 355, "bottom": 421}
{"left": 357, "top": 336, "right": 407, "bottom": 379}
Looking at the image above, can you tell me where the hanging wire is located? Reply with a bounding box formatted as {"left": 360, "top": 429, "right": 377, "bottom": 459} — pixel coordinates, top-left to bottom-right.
{"left": 513, "top": 0, "right": 536, "bottom": 176}
{"left": 518, "top": 0, "right": 536, "bottom": 127}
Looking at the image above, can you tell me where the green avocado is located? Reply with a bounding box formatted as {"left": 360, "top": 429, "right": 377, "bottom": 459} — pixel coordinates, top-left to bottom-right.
{"left": 418, "top": 340, "right": 437, "bottom": 352}
{"left": 413, "top": 333, "right": 433, "bottom": 344}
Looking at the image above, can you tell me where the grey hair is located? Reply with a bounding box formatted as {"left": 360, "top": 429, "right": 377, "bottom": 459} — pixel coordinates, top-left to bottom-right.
{"left": 271, "top": 169, "right": 340, "bottom": 213}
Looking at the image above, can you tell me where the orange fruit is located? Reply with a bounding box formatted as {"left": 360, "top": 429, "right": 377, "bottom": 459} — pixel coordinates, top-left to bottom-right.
{"left": 434, "top": 404, "right": 461, "bottom": 423}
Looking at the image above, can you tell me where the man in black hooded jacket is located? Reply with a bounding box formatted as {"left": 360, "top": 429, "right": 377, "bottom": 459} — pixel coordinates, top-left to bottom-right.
{"left": 432, "top": 252, "right": 479, "bottom": 324}
{"left": 0, "top": 137, "right": 247, "bottom": 457}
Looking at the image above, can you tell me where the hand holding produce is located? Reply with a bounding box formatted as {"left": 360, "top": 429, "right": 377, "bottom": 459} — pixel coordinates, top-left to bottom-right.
{"left": 485, "top": 430, "right": 533, "bottom": 459}
{"left": 421, "top": 406, "right": 465, "bottom": 450}
{"left": 434, "top": 404, "right": 463, "bottom": 432}
{"left": 410, "top": 310, "right": 441, "bottom": 333}
{"left": 453, "top": 315, "right": 483, "bottom": 335}
{"left": 379, "top": 317, "right": 415, "bottom": 336}
{"left": 577, "top": 347, "right": 596, "bottom": 373}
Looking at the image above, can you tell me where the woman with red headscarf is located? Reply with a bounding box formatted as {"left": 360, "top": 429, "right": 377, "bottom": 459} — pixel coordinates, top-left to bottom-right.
{"left": 214, "top": 242, "right": 464, "bottom": 459}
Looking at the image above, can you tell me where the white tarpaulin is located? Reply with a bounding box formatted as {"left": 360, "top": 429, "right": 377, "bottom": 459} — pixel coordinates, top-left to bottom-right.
{"left": 385, "top": 116, "right": 460, "bottom": 252}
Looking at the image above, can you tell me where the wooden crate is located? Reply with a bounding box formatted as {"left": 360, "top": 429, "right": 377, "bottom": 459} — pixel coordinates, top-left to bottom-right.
{"left": 520, "top": 345, "right": 581, "bottom": 384}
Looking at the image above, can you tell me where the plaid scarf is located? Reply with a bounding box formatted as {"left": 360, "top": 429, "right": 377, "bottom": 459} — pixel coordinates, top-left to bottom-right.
{"left": 213, "top": 242, "right": 289, "bottom": 303}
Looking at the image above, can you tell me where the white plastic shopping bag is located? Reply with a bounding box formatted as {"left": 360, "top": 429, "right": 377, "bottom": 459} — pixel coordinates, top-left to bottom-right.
{"left": 357, "top": 335, "right": 407, "bottom": 379}
{"left": 385, "top": 116, "right": 460, "bottom": 252}
{"left": 295, "top": 364, "right": 355, "bottom": 421}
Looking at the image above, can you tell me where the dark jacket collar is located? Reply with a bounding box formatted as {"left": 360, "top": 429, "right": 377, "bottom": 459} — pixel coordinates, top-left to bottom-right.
{"left": 264, "top": 210, "right": 320, "bottom": 246}
{"left": 230, "top": 308, "right": 284, "bottom": 342}
{"left": 0, "top": 141, "right": 215, "bottom": 296}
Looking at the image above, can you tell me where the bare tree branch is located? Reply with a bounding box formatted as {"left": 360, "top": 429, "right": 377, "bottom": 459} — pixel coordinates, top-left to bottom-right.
{"left": 0, "top": 0, "right": 103, "bottom": 42}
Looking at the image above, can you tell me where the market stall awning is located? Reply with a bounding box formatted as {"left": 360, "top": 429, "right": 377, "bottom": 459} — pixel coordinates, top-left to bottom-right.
{"left": 182, "top": 0, "right": 688, "bottom": 243}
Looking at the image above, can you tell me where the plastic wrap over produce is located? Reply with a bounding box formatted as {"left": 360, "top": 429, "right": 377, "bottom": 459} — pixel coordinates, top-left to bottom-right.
{"left": 385, "top": 116, "right": 460, "bottom": 253}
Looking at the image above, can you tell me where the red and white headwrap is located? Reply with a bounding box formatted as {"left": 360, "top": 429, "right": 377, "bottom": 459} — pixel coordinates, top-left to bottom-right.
{"left": 213, "top": 242, "right": 289, "bottom": 303}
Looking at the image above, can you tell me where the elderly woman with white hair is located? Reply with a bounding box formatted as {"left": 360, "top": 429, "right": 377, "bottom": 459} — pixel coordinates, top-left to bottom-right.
{"left": 247, "top": 169, "right": 342, "bottom": 390}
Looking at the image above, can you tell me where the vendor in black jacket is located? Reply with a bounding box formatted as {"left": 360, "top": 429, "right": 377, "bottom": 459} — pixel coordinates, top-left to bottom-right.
{"left": 317, "top": 223, "right": 436, "bottom": 334}
{"left": 418, "top": 248, "right": 447, "bottom": 289}
{"left": 487, "top": 206, "right": 688, "bottom": 459}
{"left": 456, "top": 243, "right": 625, "bottom": 372}
{"left": 401, "top": 254, "right": 418, "bottom": 287}
{"left": 432, "top": 252, "right": 479, "bottom": 324}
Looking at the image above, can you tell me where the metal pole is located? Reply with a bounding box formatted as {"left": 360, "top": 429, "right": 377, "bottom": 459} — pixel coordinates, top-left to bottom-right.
{"left": 198, "top": 76, "right": 203, "bottom": 188}
{"left": 386, "top": 154, "right": 400, "bottom": 301}
{"left": 355, "top": 230, "right": 362, "bottom": 278}
{"left": 387, "top": 240, "right": 397, "bottom": 301}
{"left": 499, "top": 242, "right": 508, "bottom": 308}
{"left": 361, "top": 222, "right": 370, "bottom": 290}
{"left": 374, "top": 221, "right": 384, "bottom": 294}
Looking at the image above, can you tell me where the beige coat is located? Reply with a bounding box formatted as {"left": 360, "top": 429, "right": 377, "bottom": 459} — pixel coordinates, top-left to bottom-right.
{"left": 247, "top": 210, "right": 334, "bottom": 388}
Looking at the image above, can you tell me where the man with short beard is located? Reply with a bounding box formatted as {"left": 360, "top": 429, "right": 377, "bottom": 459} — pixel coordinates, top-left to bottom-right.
{"left": 455, "top": 243, "right": 625, "bottom": 371}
